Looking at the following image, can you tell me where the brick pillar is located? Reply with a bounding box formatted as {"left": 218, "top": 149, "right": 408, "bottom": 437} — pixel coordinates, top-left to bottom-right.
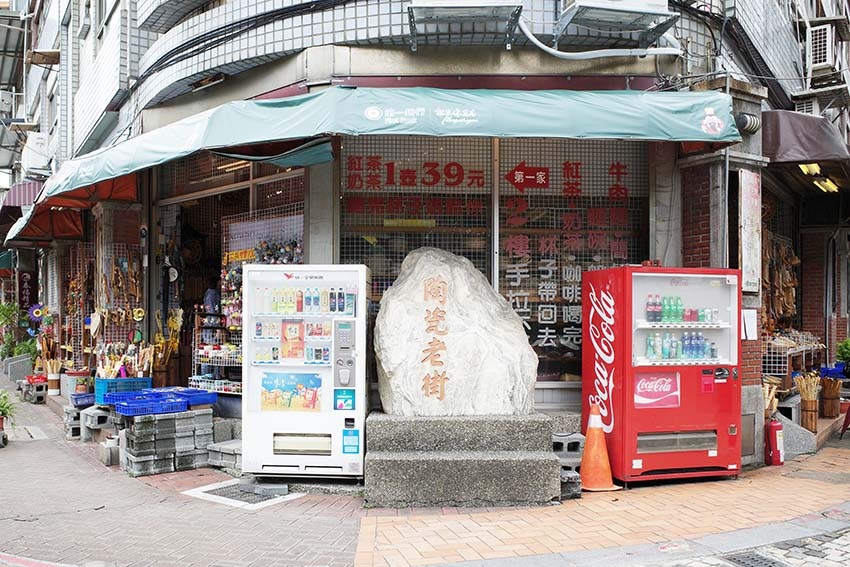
{"left": 681, "top": 165, "right": 711, "bottom": 268}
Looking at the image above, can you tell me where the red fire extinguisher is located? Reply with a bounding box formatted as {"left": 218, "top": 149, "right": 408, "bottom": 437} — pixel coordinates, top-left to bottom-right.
{"left": 765, "top": 418, "right": 784, "bottom": 466}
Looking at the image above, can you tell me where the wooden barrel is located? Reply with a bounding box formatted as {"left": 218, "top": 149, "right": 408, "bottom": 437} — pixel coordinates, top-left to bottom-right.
{"left": 801, "top": 399, "right": 818, "bottom": 433}
{"left": 820, "top": 394, "right": 840, "bottom": 418}
{"left": 47, "top": 373, "right": 61, "bottom": 396}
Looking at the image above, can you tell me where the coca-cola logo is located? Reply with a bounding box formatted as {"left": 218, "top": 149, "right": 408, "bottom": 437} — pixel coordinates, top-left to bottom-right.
{"left": 637, "top": 378, "right": 673, "bottom": 393}
{"left": 587, "top": 283, "right": 615, "bottom": 433}
{"left": 634, "top": 372, "right": 680, "bottom": 408}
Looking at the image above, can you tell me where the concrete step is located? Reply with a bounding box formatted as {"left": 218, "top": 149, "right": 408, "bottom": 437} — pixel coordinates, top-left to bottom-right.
{"left": 365, "top": 450, "right": 560, "bottom": 507}
{"left": 366, "top": 412, "right": 553, "bottom": 452}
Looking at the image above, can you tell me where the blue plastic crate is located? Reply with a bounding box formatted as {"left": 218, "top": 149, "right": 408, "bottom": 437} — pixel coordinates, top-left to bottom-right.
{"left": 103, "top": 390, "right": 170, "bottom": 405}
{"left": 113, "top": 397, "right": 188, "bottom": 417}
{"left": 94, "top": 377, "right": 152, "bottom": 405}
{"left": 70, "top": 393, "right": 95, "bottom": 408}
{"left": 143, "top": 387, "right": 217, "bottom": 406}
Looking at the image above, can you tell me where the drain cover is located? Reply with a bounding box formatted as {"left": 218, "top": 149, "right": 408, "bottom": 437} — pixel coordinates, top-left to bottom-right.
{"left": 203, "top": 484, "right": 281, "bottom": 505}
{"left": 724, "top": 552, "right": 790, "bottom": 567}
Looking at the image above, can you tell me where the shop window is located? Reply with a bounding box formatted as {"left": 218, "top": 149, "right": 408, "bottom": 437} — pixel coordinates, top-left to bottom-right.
{"left": 339, "top": 136, "right": 492, "bottom": 299}
{"left": 339, "top": 135, "right": 649, "bottom": 384}
{"left": 498, "top": 139, "right": 649, "bottom": 381}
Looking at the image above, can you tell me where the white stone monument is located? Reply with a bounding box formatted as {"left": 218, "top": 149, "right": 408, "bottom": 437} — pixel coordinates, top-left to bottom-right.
{"left": 374, "top": 247, "right": 537, "bottom": 416}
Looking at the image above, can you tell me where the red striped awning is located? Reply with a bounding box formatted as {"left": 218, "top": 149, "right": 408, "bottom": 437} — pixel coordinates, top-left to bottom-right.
{"left": 1, "top": 180, "right": 43, "bottom": 208}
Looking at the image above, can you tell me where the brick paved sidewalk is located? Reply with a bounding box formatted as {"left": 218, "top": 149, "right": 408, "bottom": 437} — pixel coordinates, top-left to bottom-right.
{"left": 4, "top": 382, "right": 850, "bottom": 567}
{"left": 0, "top": 387, "right": 362, "bottom": 567}
{"left": 354, "top": 438, "right": 850, "bottom": 566}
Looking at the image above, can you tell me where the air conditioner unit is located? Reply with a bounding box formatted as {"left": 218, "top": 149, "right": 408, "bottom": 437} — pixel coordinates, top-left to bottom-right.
{"left": 808, "top": 24, "right": 836, "bottom": 74}
{"left": 0, "top": 91, "right": 13, "bottom": 114}
{"left": 795, "top": 98, "right": 821, "bottom": 114}
{"left": 562, "top": 0, "right": 670, "bottom": 13}
{"left": 555, "top": 0, "right": 676, "bottom": 41}
{"left": 21, "top": 132, "right": 51, "bottom": 178}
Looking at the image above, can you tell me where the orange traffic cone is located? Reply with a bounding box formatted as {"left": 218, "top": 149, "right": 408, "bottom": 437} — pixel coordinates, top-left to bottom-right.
{"left": 580, "top": 403, "right": 622, "bottom": 492}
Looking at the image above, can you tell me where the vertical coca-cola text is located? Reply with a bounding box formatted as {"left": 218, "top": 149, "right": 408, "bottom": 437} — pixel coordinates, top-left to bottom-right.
{"left": 588, "top": 283, "right": 616, "bottom": 433}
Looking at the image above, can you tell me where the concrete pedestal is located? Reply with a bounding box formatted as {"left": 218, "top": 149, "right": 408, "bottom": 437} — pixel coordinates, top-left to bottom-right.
{"left": 365, "top": 412, "right": 560, "bottom": 507}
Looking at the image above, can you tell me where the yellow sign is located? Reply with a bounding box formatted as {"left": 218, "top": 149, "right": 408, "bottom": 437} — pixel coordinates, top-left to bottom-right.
{"left": 223, "top": 248, "right": 255, "bottom": 265}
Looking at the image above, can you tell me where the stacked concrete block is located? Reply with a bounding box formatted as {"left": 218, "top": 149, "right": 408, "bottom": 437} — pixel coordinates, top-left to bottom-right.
{"left": 7, "top": 356, "right": 33, "bottom": 384}
{"left": 211, "top": 417, "right": 241, "bottom": 443}
{"left": 99, "top": 441, "right": 119, "bottom": 466}
{"left": 207, "top": 439, "right": 242, "bottom": 470}
{"left": 18, "top": 381, "right": 47, "bottom": 404}
{"left": 553, "top": 431, "right": 585, "bottom": 472}
{"left": 81, "top": 407, "right": 113, "bottom": 442}
{"left": 63, "top": 406, "right": 81, "bottom": 440}
{"left": 120, "top": 409, "right": 215, "bottom": 476}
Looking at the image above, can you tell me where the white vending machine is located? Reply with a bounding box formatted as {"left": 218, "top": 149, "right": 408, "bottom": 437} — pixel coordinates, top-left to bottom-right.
{"left": 241, "top": 264, "right": 370, "bottom": 478}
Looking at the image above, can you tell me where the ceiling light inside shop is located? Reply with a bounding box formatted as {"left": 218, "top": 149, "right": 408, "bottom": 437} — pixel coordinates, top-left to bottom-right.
{"left": 813, "top": 176, "right": 839, "bottom": 193}
{"left": 799, "top": 163, "right": 821, "bottom": 176}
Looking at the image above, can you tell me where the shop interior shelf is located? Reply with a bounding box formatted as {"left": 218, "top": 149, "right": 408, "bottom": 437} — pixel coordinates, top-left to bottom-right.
{"left": 250, "top": 361, "right": 330, "bottom": 367}
{"left": 633, "top": 358, "right": 732, "bottom": 367}
{"left": 635, "top": 321, "right": 730, "bottom": 329}
{"left": 252, "top": 312, "right": 354, "bottom": 318}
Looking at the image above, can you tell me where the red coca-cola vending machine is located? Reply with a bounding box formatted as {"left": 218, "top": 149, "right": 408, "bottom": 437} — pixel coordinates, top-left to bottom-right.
{"left": 582, "top": 266, "right": 741, "bottom": 485}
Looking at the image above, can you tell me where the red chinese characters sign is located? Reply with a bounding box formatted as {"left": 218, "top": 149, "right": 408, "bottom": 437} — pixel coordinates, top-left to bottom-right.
{"left": 344, "top": 156, "right": 486, "bottom": 192}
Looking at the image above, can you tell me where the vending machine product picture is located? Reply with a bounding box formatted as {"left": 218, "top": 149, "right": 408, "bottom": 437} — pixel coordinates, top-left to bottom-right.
{"left": 241, "top": 264, "right": 370, "bottom": 478}
{"left": 582, "top": 266, "right": 742, "bottom": 485}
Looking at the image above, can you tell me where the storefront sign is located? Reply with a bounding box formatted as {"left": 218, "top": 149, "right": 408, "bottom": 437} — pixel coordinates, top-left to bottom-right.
{"left": 739, "top": 169, "right": 761, "bottom": 293}
{"left": 634, "top": 371, "right": 680, "bottom": 409}
{"left": 223, "top": 248, "right": 255, "bottom": 265}
{"left": 505, "top": 162, "right": 550, "bottom": 192}
{"left": 344, "top": 195, "right": 485, "bottom": 217}
{"left": 17, "top": 270, "right": 37, "bottom": 310}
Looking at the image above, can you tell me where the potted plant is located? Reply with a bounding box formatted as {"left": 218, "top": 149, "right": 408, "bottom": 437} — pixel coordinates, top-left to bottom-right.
{"left": 837, "top": 338, "right": 850, "bottom": 377}
{"left": 0, "top": 390, "right": 16, "bottom": 430}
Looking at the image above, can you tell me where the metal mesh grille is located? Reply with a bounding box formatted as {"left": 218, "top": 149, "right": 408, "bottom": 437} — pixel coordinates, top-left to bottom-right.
{"left": 158, "top": 151, "right": 251, "bottom": 200}
{"left": 499, "top": 139, "right": 648, "bottom": 379}
{"left": 255, "top": 173, "right": 305, "bottom": 211}
{"left": 762, "top": 189, "right": 795, "bottom": 238}
{"left": 63, "top": 242, "right": 95, "bottom": 369}
{"left": 811, "top": 25, "right": 830, "bottom": 66}
{"left": 339, "top": 135, "right": 648, "bottom": 382}
{"left": 45, "top": 249, "right": 60, "bottom": 312}
{"left": 98, "top": 243, "right": 144, "bottom": 346}
{"left": 339, "top": 136, "right": 492, "bottom": 298}
{"left": 201, "top": 203, "right": 306, "bottom": 388}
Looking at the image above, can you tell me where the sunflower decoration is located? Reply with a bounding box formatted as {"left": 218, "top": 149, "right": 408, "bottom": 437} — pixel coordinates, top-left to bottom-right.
{"left": 28, "top": 304, "right": 45, "bottom": 323}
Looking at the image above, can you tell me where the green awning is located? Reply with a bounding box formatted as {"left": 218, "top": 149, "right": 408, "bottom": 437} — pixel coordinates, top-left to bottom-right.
{"left": 0, "top": 250, "right": 13, "bottom": 269}
{"left": 38, "top": 86, "right": 740, "bottom": 207}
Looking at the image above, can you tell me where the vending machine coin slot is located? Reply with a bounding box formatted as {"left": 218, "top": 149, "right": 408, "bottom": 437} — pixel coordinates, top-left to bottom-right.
{"left": 345, "top": 418, "right": 355, "bottom": 428}
{"left": 334, "top": 320, "right": 356, "bottom": 388}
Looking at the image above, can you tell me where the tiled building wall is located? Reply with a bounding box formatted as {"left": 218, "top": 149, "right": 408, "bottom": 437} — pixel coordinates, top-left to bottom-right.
{"left": 728, "top": 0, "right": 805, "bottom": 94}
{"left": 133, "top": 0, "right": 678, "bottom": 110}
{"left": 74, "top": 5, "right": 124, "bottom": 151}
